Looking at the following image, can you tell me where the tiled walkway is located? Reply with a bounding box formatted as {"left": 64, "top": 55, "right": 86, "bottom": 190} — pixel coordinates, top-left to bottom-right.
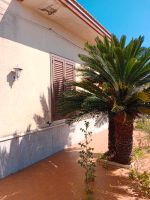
{"left": 0, "top": 130, "right": 147, "bottom": 200}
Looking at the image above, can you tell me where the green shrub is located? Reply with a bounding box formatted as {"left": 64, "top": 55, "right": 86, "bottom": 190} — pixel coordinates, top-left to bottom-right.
{"left": 96, "top": 153, "right": 109, "bottom": 170}
{"left": 132, "top": 147, "right": 144, "bottom": 161}
{"left": 138, "top": 171, "right": 150, "bottom": 196}
{"left": 135, "top": 119, "right": 150, "bottom": 134}
{"left": 135, "top": 119, "right": 150, "bottom": 147}
{"left": 129, "top": 169, "right": 150, "bottom": 197}
{"left": 78, "top": 121, "right": 96, "bottom": 184}
{"left": 129, "top": 168, "right": 138, "bottom": 180}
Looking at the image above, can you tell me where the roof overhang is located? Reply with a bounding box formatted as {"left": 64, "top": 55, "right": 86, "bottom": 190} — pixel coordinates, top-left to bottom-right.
{"left": 19, "top": 0, "right": 111, "bottom": 43}
{"left": 59, "top": 0, "right": 111, "bottom": 39}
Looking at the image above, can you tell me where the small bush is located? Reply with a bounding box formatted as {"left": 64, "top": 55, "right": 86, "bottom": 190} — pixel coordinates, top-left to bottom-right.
{"left": 132, "top": 147, "right": 144, "bottom": 161}
{"left": 129, "top": 168, "right": 150, "bottom": 197}
{"left": 135, "top": 119, "right": 150, "bottom": 153}
{"left": 97, "top": 152, "right": 108, "bottom": 160}
{"left": 97, "top": 153, "right": 109, "bottom": 170}
{"left": 135, "top": 119, "right": 150, "bottom": 142}
{"left": 78, "top": 121, "right": 96, "bottom": 184}
{"left": 136, "top": 119, "right": 150, "bottom": 132}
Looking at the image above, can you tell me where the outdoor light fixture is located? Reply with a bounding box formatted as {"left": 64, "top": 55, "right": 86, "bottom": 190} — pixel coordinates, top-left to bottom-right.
{"left": 13, "top": 66, "right": 23, "bottom": 80}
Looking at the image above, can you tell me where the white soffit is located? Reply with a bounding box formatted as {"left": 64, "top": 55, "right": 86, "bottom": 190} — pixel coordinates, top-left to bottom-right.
{"left": 21, "top": 0, "right": 105, "bottom": 43}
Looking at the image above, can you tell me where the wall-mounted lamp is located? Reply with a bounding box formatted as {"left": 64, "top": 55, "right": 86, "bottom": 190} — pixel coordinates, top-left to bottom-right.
{"left": 13, "top": 67, "right": 23, "bottom": 80}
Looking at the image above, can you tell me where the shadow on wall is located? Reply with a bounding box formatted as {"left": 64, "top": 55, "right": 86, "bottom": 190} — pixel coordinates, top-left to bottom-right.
{"left": 0, "top": 0, "right": 85, "bottom": 62}
{"left": 0, "top": 122, "right": 74, "bottom": 179}
{"left": 95, "top": 114, "right": 108, "bottom": 128}
{"left": 33, "top": 87, "right": 51, "bottom": 128}
{"left": 6, "top": 71, "right": 15, "bottom": 88}
{"left": 0, "top": 0, "right": 49, "bottom": 53}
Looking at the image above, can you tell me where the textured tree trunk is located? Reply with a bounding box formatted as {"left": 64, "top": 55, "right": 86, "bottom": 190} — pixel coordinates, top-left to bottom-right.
{"left": 113, "top": 116, "right": 133, "bottom": 165}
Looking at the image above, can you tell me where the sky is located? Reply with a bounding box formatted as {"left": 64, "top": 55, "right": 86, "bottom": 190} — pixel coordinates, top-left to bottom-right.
{"left": 78, "top": 0, "right": 150, "bottom": 47}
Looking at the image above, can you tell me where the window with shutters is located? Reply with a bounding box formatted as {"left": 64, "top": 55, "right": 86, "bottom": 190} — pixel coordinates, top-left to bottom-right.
{"left": 51, "top": 55, "right": 75, "bottom": 121}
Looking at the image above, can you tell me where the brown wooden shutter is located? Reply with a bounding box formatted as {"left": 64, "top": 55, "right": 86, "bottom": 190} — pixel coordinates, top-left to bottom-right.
{"left": 65, "top": 61, "right": 75, "bottom": 90}
{"left": 52, "top": 56, "right": 65, "bottom": 121}
{"left": 51, "top": 55, "right": 75, "bottom": 121}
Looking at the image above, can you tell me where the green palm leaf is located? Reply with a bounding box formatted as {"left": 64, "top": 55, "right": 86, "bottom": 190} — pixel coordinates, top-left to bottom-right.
{"left": 59, "top": 34, "right": 150, "bottom": 121}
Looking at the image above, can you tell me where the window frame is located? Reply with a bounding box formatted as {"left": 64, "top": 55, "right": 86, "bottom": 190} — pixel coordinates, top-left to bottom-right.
{"left": 50, "top": 54, "right": 75, "bottom": 122}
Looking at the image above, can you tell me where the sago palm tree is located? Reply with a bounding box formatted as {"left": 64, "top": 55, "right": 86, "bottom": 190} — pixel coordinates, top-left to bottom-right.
{"left": 60, "top": 35, "right": 150, "bottom": 165}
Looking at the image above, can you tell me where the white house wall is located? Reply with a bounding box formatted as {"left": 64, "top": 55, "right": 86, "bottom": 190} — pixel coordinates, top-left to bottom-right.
{"left": 0, "top": 121, "right": 107, "bottom": 179}
{"left": 0, "top": 0, "right": 86, "bottom": 138}
{"left": 0, "top": 0, "right": 108, "bottom": 179}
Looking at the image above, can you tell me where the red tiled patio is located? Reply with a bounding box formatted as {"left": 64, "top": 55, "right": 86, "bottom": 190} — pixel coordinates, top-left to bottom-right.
{"left": 0, "top": 130, "right": 148, "bottom": 200}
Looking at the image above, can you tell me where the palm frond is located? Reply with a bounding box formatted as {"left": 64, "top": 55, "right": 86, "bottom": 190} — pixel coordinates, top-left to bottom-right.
{"left": 59, "top": 34, "right": 150, "bottom": 121}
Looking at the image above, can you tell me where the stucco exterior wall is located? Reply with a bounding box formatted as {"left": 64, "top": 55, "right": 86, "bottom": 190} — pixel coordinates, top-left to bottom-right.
{"left": 0, "top": 0, "right": 86, "bottom": 138}
{"left": 0, "top": 0, "right": 108, "bottom": 179}
{"left": 0, "top": 121, "right": 107, "bottom": 179}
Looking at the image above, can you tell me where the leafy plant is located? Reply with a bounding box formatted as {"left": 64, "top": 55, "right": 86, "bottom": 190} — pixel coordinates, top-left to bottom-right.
{"left": 129, "top": 168, "right": 138, "bottom": 180}
{"left": 97, "top": 153, "right": 109, "bottom": 170}
{"left": 129, "top": 169, "right": 150, "bottom": 197}
{"left": 130, "top": 143, "right": 150, "bottom": 197}
{"left": 135, "top": 118, "right": 150, "bottom": 144}
{"left": 136, "top": 118, "right": 150, "bottom": 132}
{"left": 138, "top": 171, "right": 150, "bottom": 196}
{"left": 98, "top": 152, "right": 108, "bottom": 160}
{"left": 132, "top": 147, "right": 144, "bottom": 161}
{"left": 60, "top": 34, "right": 150, "bottom": 165}
{"left": 78, "top": 121, "right": 96, "bottom": 185}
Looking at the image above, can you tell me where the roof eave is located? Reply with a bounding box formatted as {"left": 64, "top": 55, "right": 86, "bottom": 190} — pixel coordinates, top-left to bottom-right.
{"left": 58, "top": 0, "right": 111, "bottom": 39}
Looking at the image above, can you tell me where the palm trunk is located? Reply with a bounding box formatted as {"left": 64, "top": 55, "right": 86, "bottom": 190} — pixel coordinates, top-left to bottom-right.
{"left": 113, "top": 117, "right": 133, "bottom": 165}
